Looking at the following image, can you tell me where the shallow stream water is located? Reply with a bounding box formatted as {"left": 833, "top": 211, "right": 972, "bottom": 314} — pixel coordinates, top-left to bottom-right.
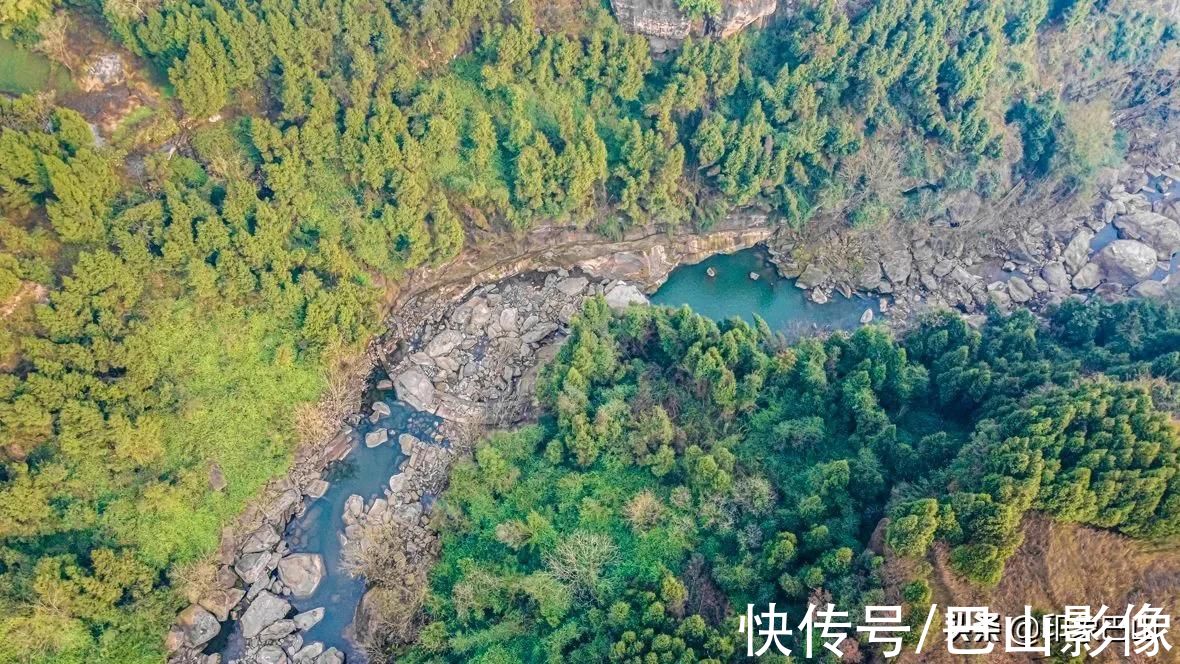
{"left": 649, "top": 246, "right": 878, "bottom": 338}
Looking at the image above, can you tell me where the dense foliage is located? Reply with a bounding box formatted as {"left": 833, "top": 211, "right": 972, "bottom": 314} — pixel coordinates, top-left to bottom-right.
{"left": 0, "top": 0, "right": 1175, "bottom": 661}
{"left": 407, "top": 298, "right": 1180, "bottom": 662}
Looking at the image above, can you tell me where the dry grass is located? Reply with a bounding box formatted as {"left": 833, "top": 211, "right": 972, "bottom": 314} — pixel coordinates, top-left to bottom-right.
{"left": 169, "top": 558, "right": 218, "bottom": 605}
{"left": 888, "top": 514, "right": 1180, "bottom": 662}
{"left": 294, "top": 348, "right": 371, "bottom": 446}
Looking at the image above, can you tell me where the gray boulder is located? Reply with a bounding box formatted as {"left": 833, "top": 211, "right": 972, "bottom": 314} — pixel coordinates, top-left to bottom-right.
{"left": 425, "top": 330, "right": 464, "bottom": 357}
{"left": 234, "top": 551, "right": 273, "bottom": 585}
{"left": 395, "top": 368, "right": 435, "bottom": 411}
{"left": 294, "top": 607, "right": 325, "bottom": 631}
{"left": 1062, "top": 229, "right": 1095, "bottom": 274}
{"left": 398, "top": 433, "right": 420, "bottom": 456}
{"left": 1041, "top": 263, "right": 1071, "bottom": 291}
{"left": 1007, "top": 277, "right": 1035, "bottom": 303}
{"left": 199, "top": 587, "right": 245, "bottom": 622}
{"left": 255, "top": 644, "right": 289, "bottom": 664}
{"left": 258, "top": 618, "right": 297, "bottom": 642}
{"left": 241, "top": 591, "right": 292, "bottom": 639}
{"left": 795, "top": 263, "right": 830, "bottom": 289}
{"left": 1072, "top": 263, "right": 1102, "bottom": 291}
{"left": 177, "top": 604, "right": 220, "bottom": 648}
{"left": 363, "top": 428, "right": 388, "bottom": 448}
{"left": 881, "top": 250, "right": 913, "bottom": 284}
{"left": 1130, "top": 280, "right": 1168, "bottom": 298}
{"left": 555, "top": 276, "right": 589, "bottom": 296}
{"left": 604, "top": 283, "right": 648, "bottom": 310}
{"left": 277, "top": 553, "right": 325, "bottom": 598}
{"left": 1114, "top": 211, "right": 1180, "bottom": 258}
{"left": 1096, "top": 240, "right": 1158, "bottom": 281}
{"left": 371, "top": 401, "right": 391, "bottom": 418}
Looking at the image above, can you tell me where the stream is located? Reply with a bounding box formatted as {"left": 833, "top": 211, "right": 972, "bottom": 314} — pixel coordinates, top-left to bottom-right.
{"left": 216, "top": 398, "right": 439, "bottom": 662}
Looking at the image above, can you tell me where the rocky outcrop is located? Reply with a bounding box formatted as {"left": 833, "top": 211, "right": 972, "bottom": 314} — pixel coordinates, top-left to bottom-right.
{"left": 715, "top": 0, "right": 779, "bottom": 37}
{"left": 390, "top": 270, "right": 649, "bottom": 426}
{"left": 276, "top": 554, "right": 325, "bottom": 598}
{"left": 608, "top": 0, "right": 778, "bottom": 45}
{"left": 609, "top": 0, "right": 691, "bottom": 40}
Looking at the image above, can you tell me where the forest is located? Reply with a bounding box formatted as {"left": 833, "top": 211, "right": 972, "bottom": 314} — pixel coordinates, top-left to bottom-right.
{"left": 0, "top": 0, "right": 1177, "bottom": 661}
{"left": 403, "top": 298, "right": 1180, "bottom": 662}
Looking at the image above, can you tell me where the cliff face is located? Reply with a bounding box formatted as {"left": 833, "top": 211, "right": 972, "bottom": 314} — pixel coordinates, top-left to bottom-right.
{"left": 610, "top": 0, "right": 692, "bottom": 40}
{"left": 715, "top": 0, "right": 779, "bottom": 37}
{"left": 609, "top": 0, "right": 778, "bottom": 43}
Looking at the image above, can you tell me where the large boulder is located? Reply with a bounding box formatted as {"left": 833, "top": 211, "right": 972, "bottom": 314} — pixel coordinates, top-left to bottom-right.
{"left": 1072, "top": 263, "right": 1102, "bottom": 291}
{"left": 395, "top": 368, "right": 435, "bottom": 412}
{"left": 795, "top": 263, "right": 830, "bottom": 289}
{"left": 425, "top": 330, "right": 464, "bottom": 357}
{"left": 199, "top": 587, "right": 245, "bottom": 622}
{"left": 277, "top": 553, "right": 326, "bottom": 598}
{"left": 1007, "top": 277, "right": 1035, "bottom": 303}
{"left": 1062, "top": 229, "right": 1095, "bottom": 274}
{"left": 177, "top": 604, "right": 221, "bottom": 648}
{"left": 1131, "top": 280, "right": 1168, "bottom": 298}
{"left": 1096, "top": 240, "right": 1159, "bottom": 282}
{"left": 1041, "top": 262, "right": 1071, "bottom": 291}
{"left": 881, "top": 250, "right": 913, "bottom": 284}
{"left": 1114, "top": 211, "right": 1180, "bottom": 258}
{"left": 241, "top": 591, "right": 292, "bottom": 639}
{"left": 604, "top": 282, "right": 648, "bottom": 310}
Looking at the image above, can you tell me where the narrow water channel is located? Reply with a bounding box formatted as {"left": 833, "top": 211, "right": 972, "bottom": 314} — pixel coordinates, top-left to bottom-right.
{"left": 215, "top": 397, "right": 439, "bottom": 663}
{"left": 650, "top": 246, "right": 878, "bottom": 337}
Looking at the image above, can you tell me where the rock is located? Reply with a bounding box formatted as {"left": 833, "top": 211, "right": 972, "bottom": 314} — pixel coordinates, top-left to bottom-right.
{"left": 316, "top": 648, "right": 345, "bottom": 664}
{"left": 795, "top": 263, "right": 829, "bottom": 289}
{"left": 209, "top": 463, "right": 228, "bottom": 492}
{"left": 604, "top": 283, "right": 648, "bottom": 310}
{"left": 264, "top": 489, "right": 301, "bottom": 525}
{"left": 234, "top": 551, "right": 273, "bottom": 585}
{"left": 343, "top": 494, "right": 363, "bottom": 522}
{"left": 371, "top": 401, "right": 391, "bottom": 418}
{"left": 363, "top": 428, "right": 388, "bottom": 448}
{"left": 609, "top": 0, "right": 690, "bottom": 41}
{"left": 1041, "top": 263, "right": 1071, "bottom": 291}
{"left": 199, "top": 587, "right": 245, "bottom": 622}
{"left": 748, "top": 271, "right": 760, "bottom": 280}
{"left": 1062, "top": 229, "right": 1095, "bottom": 274}
{"left": 305, "top": 479, "right": 329, "bottom": 499}
{"left": 1072, "top": 263, "right": 1102, "bottom": 291}
{"left": 425, "top": 330, "right": 464, "bottom": 357}
{"left": 881, "top": 250, "right": 913, "bottom": 284}
{"left": 294, "top": 642, "right": 324, "bottom": 663}
{"left": 258, "top": 618, "right": 298, "bottom": 642}
{"left": 521, "top": 321, "right": 559, "bottom": 345}
{"left": 255, "top": 644, "right": 288, "bottom": 664}
{"left": 242, "top": 525, "right": 281, "bottom": 554}
{"left": 1029, "top": 276, "right": 1050, "bottom": 293}
{"left": 860, "top": 309, "right": 874, "bottom": 324}
{"left": 277, "top": 554, "right": 325, "bottom": 598}
{"left": 398, "top": 433, "right": 420, "bottom": 456}
{"left": 376, "top": 378, "right": 393, "bottom": 390}
{"left": 555, "top": 276, "right": 589, "bottom": 296}
{"left": 293, "top": 607, "right": 325, "bottom": 631}
{"left": 241, "top": 591, "right": 292, "bottom": 639}
{"left": 855, "top": 261, "right": 885, "bottom": 290}
{"left": 434, "top": 355, "right": 459, "bottom": 372}
{"left": 177, "top": 604, "right": 221, "bottom": 648}
{"left": 714, "top": 0, "right": 777, "bottom": 37}
{"left": 1114, "top": 211, "right": 1180, "bottom": 258}
{"left": 706, "top": 267, "right": 717, "bottom": 277}
{"left": 1007, "top": 277, "right": 1035, "bottom": 303}
{"left": 395, "top": 368, "right": 436, "bottom": 411}
{"left": 809, "top": 288, "right": 829, "bottom": 304}
{"left": 80, "top": 53, "right": 124, "bottom": 91}
{"left": 467, "top": 299, "right": 492, "bottom": 331}
{"left": 498, "top": 307, "right": 518, "bottom": 331}
{"left": 1130, "top": 280, "right": 1168, "bottom": 298}
{"left": 1096, "top": 240, "right": 1158, "bottom": 281}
